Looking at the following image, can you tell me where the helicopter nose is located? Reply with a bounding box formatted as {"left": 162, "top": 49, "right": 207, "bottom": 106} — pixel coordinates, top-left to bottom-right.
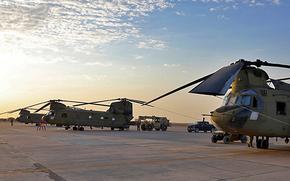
{"left": 211, "top": 106, "right": 252, "bottom": 132}
{"left": 16, "top": 117, "right": 20, "bottom": 122}
{"left": 211, "top": 110, "right": 228, "bottom": 127}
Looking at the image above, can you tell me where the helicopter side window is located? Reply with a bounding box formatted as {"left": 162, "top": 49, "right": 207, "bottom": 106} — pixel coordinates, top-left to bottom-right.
{"left": 236, "top": 95, "right": 252, "bottom": 106}
{"left": 276, "top": 102, "right": 286, "bottom": 115}
{"left": 253, "top": 97, "right": 258, "bottom": 108}
{"left": 48, "top": 111, "right": 55, "bottom": 116}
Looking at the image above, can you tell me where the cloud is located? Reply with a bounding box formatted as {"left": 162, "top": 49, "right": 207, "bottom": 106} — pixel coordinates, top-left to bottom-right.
{"left": 138, "top": 39, "right": 167, "bottom": 50}
{"left": 135, "top": 55, "right": 144, "bottom": 60}
{"left": 192, "top": 0, "right": 282, "bottom": 12}
{"left": 85, "top": 61, "right": 113, "bottom": 67}
{"left": 175, "top": 11, "right": 186, "bottom": 16}
{"left": 163, "top": 64, "right": 180, "bottom": 67}
{"left": 0, "top": 0, "right": 173, "bottom": 55}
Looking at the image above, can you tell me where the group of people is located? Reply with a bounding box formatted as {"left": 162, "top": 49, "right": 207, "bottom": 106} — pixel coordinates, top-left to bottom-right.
{"left": 37, "top": 120, "right": 47, "bottom": 131}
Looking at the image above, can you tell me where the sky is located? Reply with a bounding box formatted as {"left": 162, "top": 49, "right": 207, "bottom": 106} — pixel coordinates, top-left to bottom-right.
{"left": 0, "top": 0, "right": 290, "bottom": 122}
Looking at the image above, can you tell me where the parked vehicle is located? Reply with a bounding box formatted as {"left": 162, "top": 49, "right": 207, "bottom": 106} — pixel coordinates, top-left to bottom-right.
{"left": 211, "top": 131, "right": 248, "bottom": 144}
{"left": 187, "top": 120, "right": 216, "bottom": 133}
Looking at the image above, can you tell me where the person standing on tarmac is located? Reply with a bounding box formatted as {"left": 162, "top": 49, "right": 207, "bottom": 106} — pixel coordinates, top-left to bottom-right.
{"left": 136, "top": 119, "right": 141, "bottom": 131}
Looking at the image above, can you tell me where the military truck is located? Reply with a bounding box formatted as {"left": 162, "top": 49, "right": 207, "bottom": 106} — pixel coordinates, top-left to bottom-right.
{"left": 137, "top": 116, "right": 170, "bottom": 131}
{"left": 187, "top": 119, "right": 216, "bottom": 133}
{"left": 211, "top": 131, "right": 248, "bottom": 144}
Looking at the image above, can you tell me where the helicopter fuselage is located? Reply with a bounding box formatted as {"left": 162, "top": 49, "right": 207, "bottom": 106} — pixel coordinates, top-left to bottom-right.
{"left": 211, "top": 67, "right": 290, "bottom": 137}
{"left": 43, "top": 100, "right": 134, "bottom": 129}
{"left": 211, "top": 88, "right": 290, "bottom": 137}
{"left": 16, "top": 110, "right": 44, "bottom": 124}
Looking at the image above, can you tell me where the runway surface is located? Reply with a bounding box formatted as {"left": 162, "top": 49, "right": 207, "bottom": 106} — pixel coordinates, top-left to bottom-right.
{"left": 1, "top": 122, "right": 290, "bottom": 181}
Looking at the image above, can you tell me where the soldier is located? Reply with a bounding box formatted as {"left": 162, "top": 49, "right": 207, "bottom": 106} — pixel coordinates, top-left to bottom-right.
{"left": 136, "top": 119, "right": 141, "bottom": 131}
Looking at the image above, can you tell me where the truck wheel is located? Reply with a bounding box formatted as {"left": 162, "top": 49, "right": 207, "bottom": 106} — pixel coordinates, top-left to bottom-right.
{"left": 141, "top": 124, "right": 146, "bottom": 131}
{"left": 155, "top": 128, "right": 160, "bottom": 131}
{"left": 111, "top": 127, "right": 115, "bottom": 131}
{"left": 195, "top": 128, "right": 199, "bottom": 133}
{"left": 147, "top": 124, "right": 153, "bottom": 131}
{"left": 161, "top": 125, "right": 167, "bottom": 131}
{"left": 187, "top": 130, "right": 192, "bottom": 133}
{"left": 223, "top": 136, "right": 230, "bottom": 144}
{"left": 211, "top": 135, "right": 218, "bottom": 143}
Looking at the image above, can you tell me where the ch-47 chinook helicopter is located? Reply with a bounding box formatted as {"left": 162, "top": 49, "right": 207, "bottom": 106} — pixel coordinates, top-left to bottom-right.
{"left": 0, "top": 101, "right": 48, "bottom": 125}
{"left": 34, "top": 98, "right": 149, "bottom": 131}
{"left": 145, "top": 59, "right": 290, "bottom": 149}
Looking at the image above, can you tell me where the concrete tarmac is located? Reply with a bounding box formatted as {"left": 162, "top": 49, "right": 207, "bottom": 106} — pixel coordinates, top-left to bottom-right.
{"left": 1, "top": 122, "right": 290, "bottom": 181}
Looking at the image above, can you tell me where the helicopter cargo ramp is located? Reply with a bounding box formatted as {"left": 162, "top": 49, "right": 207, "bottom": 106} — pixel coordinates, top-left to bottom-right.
{"left": 1, "top": 122, "right": 290, "bottom": 181}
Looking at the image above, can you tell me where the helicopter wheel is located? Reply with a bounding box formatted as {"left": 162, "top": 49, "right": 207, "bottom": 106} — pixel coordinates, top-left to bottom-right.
{"left": 261, "top": 139, "right": 269, "bottom": 149}
{"left": 77, "top": 127, "right": 84, "bottom": 131}
{"left": 256, "top": 139, "right": 262, "bottom": 149}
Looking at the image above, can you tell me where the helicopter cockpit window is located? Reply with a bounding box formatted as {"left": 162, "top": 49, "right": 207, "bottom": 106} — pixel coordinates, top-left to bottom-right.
{"left": 223, "top": 93, "right": 237, "bottom": 106}
{"left": 236, "top": 95, "right": 252, "bottom": 106}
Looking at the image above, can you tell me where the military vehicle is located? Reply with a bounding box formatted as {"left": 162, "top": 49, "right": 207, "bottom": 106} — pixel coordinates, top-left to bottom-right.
{"left": 187, "top": 118, "right": 216, "bottom": 133}
{"left": 1, "top": 98, "right": 151, "bottom": 131}
{"left": 37, "top": 98, "right": 150, "bottom": 131}
{"left": 145, "top": 59, "right": 290, "bottom": 149}
{"left": 16, "top": 109, "right": 44, "bottom": 125}
{"left": 137, "top": 116, "right": 170, "bottom": 131}
{"left": 211, "top": 131, "right": 247, "bottom": 144}
{"left": 0, "top": 102, "right": 48, "bottom": 125}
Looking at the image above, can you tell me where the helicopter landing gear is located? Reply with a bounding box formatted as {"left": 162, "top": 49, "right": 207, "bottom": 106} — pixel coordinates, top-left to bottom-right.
{"left": 78, "top": 127, "right": 84, "bottom": 131}
{"left": 285, "top": 137, "right": 289, "bottom": 144}
{"left": 256, "top": 136, "right": 269, "bottom": 149}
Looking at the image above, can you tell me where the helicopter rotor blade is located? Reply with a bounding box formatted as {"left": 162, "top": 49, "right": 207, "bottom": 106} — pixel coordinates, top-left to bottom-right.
{"left": 268, "top": 77, "right": 290, "bottom": 82}
{"left": 190, "top": 60, "right": 245, "bottom": 96}
{"left": 124, "top": 98, "right": 154, "bottom": 107}
{"left": 246, "top": 59, "right": 290, "bottom": 69}
{"left": 144, "top": 73, "right": 213, "bottom": 105}
{"left": 72, "top": 99, "right": 120, "bottom": 107}
{"left": 34, "top": 102, "right": 51, "bottom": 113}
{"left": 0, "top": 101, "right": 50, "bottom": 115}
{"left": 27, "top": 108, "right": 49, "bottom": 112}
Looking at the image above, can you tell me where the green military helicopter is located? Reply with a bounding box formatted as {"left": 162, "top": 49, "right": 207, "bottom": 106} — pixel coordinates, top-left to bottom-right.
{"left": 15, "top": 109, "right": 44, "bottom": 125}
{"left": 0, "top": 101, "right": 48, "bottom": 125}
{"left": 145, "top": 59, "right": 290, "bottom": 149}
{"left": 35, "top": 98, "right": 149, "bottom": 131}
